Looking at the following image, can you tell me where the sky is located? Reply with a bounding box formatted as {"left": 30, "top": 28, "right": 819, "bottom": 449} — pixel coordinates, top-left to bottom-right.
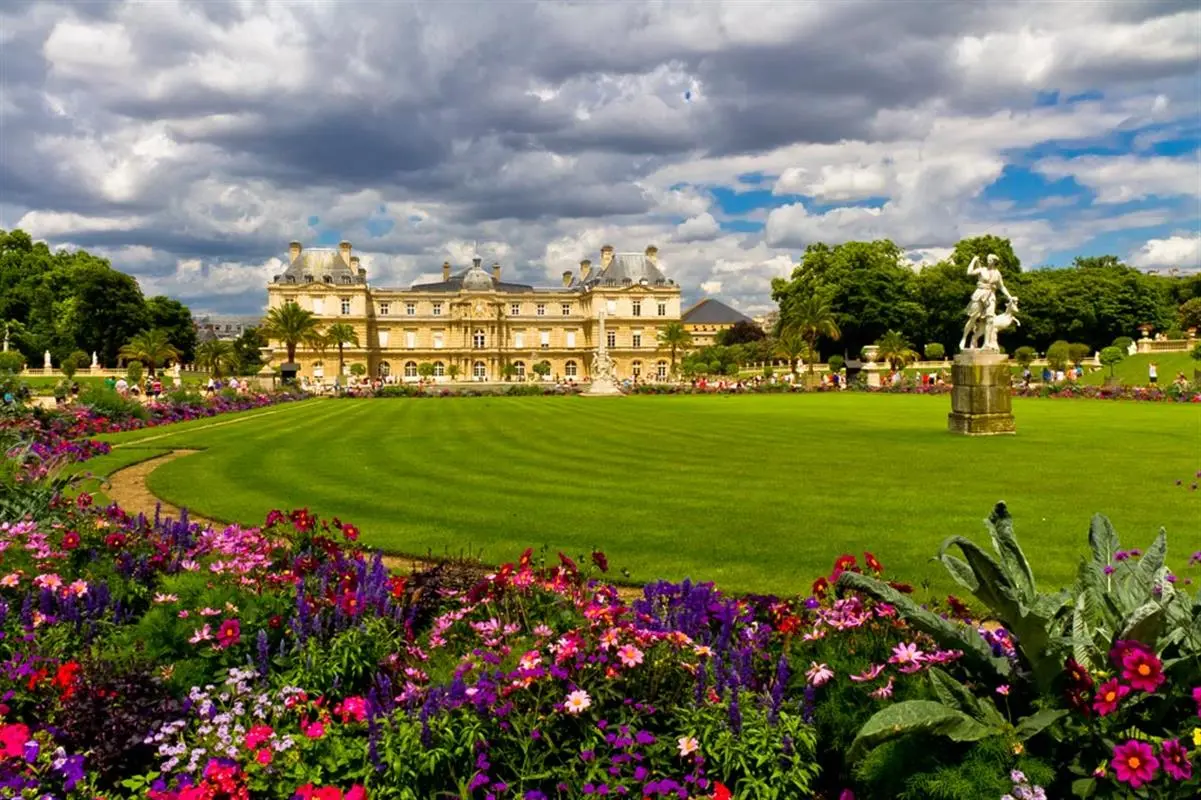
{"left": 1, "top": 0, "right": 1199, "bottom": 317}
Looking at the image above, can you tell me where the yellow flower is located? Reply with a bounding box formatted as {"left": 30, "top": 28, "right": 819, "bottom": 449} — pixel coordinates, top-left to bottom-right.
{"left": 1193, "top": 727, "right": 1201, "bottom": 747}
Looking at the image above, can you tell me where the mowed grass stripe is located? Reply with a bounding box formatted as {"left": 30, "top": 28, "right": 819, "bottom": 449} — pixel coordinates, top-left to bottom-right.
{"left": 143, "top": 394, "right": 1199, "bottom": 595}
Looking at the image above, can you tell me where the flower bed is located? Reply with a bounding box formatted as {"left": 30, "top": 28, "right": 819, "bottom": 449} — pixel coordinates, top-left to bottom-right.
{"left": 0, "top": 488, "right": 1198, "bottom": 798}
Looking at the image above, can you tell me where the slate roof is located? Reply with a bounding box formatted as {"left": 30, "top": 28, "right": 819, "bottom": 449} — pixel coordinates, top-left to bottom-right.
{"left": 582, "top": 253, "right": 673, "bottom": 288}
{"left": 275, "top": 249, "right": 363, "bottom": 285}
{"left": 409, "top": 263, "right": 537, "bottom": 294}
{"left": 681, "top": 298, "right": 753, "bottom": 325}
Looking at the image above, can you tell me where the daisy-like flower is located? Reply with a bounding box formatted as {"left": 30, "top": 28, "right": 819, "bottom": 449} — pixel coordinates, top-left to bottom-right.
{"left": 850, "top": 664, "right": 886, "bottom": 683}
{"left": 805, "top": 662, "right": 834, "bottom": 687}
{"left": 1121, "top": 648, "right": 1165, "bottom": 693}
{"left": 0, "top": 573, "right": 19, "bottom": 588}
{"left": 563, "top": 690, "right": 591, "bottom": 715}
{"left": 693, "top": 645, "right": 713, "bottom": 658}
{"left": 154, "top": 593, "right": 179, "bottom": 604}
{"left": 67, "top": 580, "right": 87, "bottom": 597}
{"left": 677, "top": 736, "right": 699, "bottom": 757}
{"left": 199, "top": 607, "right": 222, "bottom": 617}
{"left": 616, "top": 644, "right": 644, "bottom": 668}
{"left": 1093, "top": 679, "right": 1131, "bottom": 716}
{"left": 189, "top": 624, "right": 213, "bottom": 644}
{"left": 599, "top": 628, "right": 621, "bottom": 650}
{"left": 1111, "top": 739, "right": 1158, "bottom": 789}
{"left": 889, "top": 642, "right": 925, "bottom": 670}
{"left": 996, "top": 684, "right": 1010, "bottom": 696}
{"left": 519, "top": 651, "right": 541, "bottom": 671}
{"left": 33, "top": 573, "right": 63, "bottom": 590}
{"left": 1160, "top": 739, "right": 1192, "bottom": 781}
{"left": 870, "top": 677, "right": 895, "bottom": 699}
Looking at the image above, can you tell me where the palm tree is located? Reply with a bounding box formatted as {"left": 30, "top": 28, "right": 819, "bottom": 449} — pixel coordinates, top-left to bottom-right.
{"left": 657, "top": 322, "right": 692, "bottom": 375}
{"left": 118, "top": 329, "right": 180, "bottom": 378}
{"left": 790, "top": 294, "right": 841, "bottom": 374}
{"left": 195, "top": 339, "right": 240, "bottom": 378}
{"left": 260, "top": 302, "right": 320, "bottom": 364}
{"left": 773, "top": 330, "right": 808, "bottom": 380}
{"left": 324, "top": 323, "right": 359, "bottom": 377}
{"left": 876, "top": 330, "right": 919, "bottom": 371}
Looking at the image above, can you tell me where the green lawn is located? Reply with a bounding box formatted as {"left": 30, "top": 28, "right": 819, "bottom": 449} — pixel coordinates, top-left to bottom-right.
{"left": 1079, "top": 352, "right": 1196, "bottom": 386}
{"left": 86, "top": 395, "right": 1201, "bottom": 596}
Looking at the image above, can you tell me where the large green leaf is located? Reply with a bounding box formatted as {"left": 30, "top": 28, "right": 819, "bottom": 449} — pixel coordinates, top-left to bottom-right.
{"left": 939, "top": 536, "right": 1016, "bottom": 614}
{"left": 1087, "top": 514, "right": 1120, "bottom": 573}
{"left": 1130, "top": 530, "right": 1167, "bottom": 596}
{"left": 836, "top": 571, "right": 1009, "bottom": 680}
{"left": 987, "top": 502, "right": 1035, "bottom": 602}
{"left": 1014, "top": 708, "right": 1067, "bottom": 741}
{"left": 848, "top": 700, "right": 994, "bottom": 762}
{"left": 938, "top": 552, "right": 980, "bottom": 594}
{"left": 1120, "top": 601, "right": 1165, "bottom": 644}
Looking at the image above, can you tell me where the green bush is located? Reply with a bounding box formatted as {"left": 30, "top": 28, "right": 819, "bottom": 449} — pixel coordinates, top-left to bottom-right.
{"left": 0, "top": 351, "right": 24, "bottom": 374}
{"left": 68, "top": 350, "right": 90, "bottom": 370}
{"left": 923, "top": 343, "right": 945, "bottom": 361}
{"left": 828, "top": 355, "right": 845, "bottom": 373}
{"left": 126, "top": 360, "right": 144, "bottom": 385}
{"left": 1045, "top": 341, "right": 1070, "bottom": 372}
{"left": 1099, "top": 346, "right": 1123, "bottom": 376}
{"left": 1067, "top": 342, "right": 1090, "bottom": 366}
{"left": 1111, "top": 336, "right": 1133, "bottom": 352}
{"left": 1191, "top": 341, "right": 1201, "bottom": 362}
{"left": 1014, "top": 346, "right": 1036, "bottom": 369}
{"left": 350, "top": 363, "right": 367, "bottom": 376}
{"left": 78, "top": 385, "right": 149, "bottom": 421}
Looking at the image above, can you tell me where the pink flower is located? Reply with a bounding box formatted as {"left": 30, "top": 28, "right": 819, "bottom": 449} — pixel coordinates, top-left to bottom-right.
{"left": 215, "top": 619, "right": 241, "bottom": 649}
{"left": 256, "top": 748, "right": 273, "bottom": 766}
{"left": 805, "top": 662, "right": 833, "bottom": 687}
{"left": 1121, "top": 648, "right": 1165, "bottom": 693}
{"left": 1111, "top": 739, "right": 1159, "bottom": 789}
{"left": 302, "top": 720, "right": 325, "bottom": 739}
{"left": 245, "top": 724, "right": 274, "bottom": 750}
{"left": 870, "top": 677, "right": 895, "bottom": 699}
{"left": 1192, "top": 686, "right": 1201, "bottom": 718}
{"left": 188, "top": 624, "right": 212, "bottom": 644}
{"left": 1093, "top": 679, "right": 1131, "bottom": 716}
{"left": 0, "top": 723, "right": 31, "bottom": 758}
{"left": 850, "top": 664, "right": 885, "bottom": 682}
{"left": 616, "top": 644, "right": 644, "bottom": 668}
{"left": 889, "top": 642, "right": 924, "bottom": 669}
{"left": 336, "top": 696, "right": 368, "bottom": 723}
{"left": 1160, "top": 739, "right": 1192, "bottom": 781}
{"left": 345, "top": 786, "right": 367, "bottom": 800}
{"left": 995, "top": 684, "right": 1010, "bottom": 696}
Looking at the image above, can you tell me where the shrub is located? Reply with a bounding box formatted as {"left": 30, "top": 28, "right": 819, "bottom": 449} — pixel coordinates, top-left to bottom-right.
{"left": 923, "top": 343, "right": 945, "bottom": 361}
{"left": 1045, "top": 341, "right": 1070, "bottom": 372}
{"left": 1111, "top": 336, "right": 1134, "bottom": 352}
{"left": 828, "top": 355, "right": 845, "bottom": 373}
{"left": 1191, "top": 341, "right": 1201, "bottom": 362}
{"left": 1067, "top": 342, "right": 1090, "bottom": 366}
{"left": 1099, "top": 346, "right": 1123, "bottom": 377}
{"left": 349, "top": 362, "right": 367, "bottom": 376}
{"left": 0, "top": 350, "right": 24, "bottom": 373}
{"left": 126, "top": 360, "right": 144, "bottom": 385}
{"left": 61, "top": 359, "right": 77, "bottom": 381}
{"left": 68, "top": 350, "right": 90, "bottom": 370}
{"left": 1014, "top": 346, "right": 1036, "bottom": 369}
{"left": 78, "top": 385, "right": 149, "bottom": 421}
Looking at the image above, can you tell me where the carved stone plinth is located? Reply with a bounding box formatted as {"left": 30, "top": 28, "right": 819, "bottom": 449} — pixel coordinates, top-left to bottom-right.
{"left": 947, "top": 351, "right": 1015, "bottom": 436}
{"left": 582, "top": 377, "right": 623, "bottom": 397}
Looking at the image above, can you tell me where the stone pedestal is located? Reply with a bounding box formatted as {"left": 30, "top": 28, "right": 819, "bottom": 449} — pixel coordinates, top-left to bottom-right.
{"left": 582, "top": 376, "right": 623, "bottom": 397}
{"left": 864, "top": 364, "right": 885, "bottom": 387}
{"left": 948, "top": 350, "right": 1015, "bottom": 436}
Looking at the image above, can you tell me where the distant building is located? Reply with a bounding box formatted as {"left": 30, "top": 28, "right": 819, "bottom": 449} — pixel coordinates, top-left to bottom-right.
{"left": 195, "top": 315, "right": 262, "bottom": 341}
{"left": 681, "top": 298, "right": 753, "bottom": 348}
{"left": 753, "top": 310, "right": 779, "bottom": 334}
{"left": 265, "top": 241, "right": 683, "bottom": 382}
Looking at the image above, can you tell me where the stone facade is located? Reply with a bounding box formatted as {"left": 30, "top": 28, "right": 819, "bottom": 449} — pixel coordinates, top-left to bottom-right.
{"left": 266, "top": 242, "right": 683, "bottom": 382}
{"left": 947, "top": 351, "right": 1016, "bottom": 435}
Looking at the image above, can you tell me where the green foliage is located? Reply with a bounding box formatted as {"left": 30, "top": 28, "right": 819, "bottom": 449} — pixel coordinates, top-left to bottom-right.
{"left": 78, "top": 385, "right": 149, "bottom": 421}
{"left": 126, "top": 360, "right": 144, "bottom": 386}
{"left": 773, "top": 330, "right": 807, "bottom": 377}
{"left": 532, "top": 360, "right": 552, "bottom": 377}
{"left": 196, "top": 339, "right": 240, "bottom": 378}
{"left": 783, "top": 292, "right": 841, "bottom": 371}
{"left": 1099, "top": 346, "right": 1123, "bottom": 376}
{"left": 923, "top": 343, "right": 945, "bottom": 361}
{"left": 1178, "top": 297, "right": 1201, "bottom": 330}
{"left": 119, "top": 329, "right": 181, "bottom": 377}
{"left": 418, "top": 362, "right": 436, "bottom": 378}
{"left": 232, "top": 327, "right": 267, "bottom": 374}
{"left": 1111, "top": 336, "right": 1134, "bottom": 352}
{"left": 828, "top": 354, "right": 845, "bottom": 373}
{"left": 146, "top": 296, "right": 197, "bottom": 364}
{"left": 1067, "top": 342, "right": 1091, "bottom": 366}
{"left": 261, "top": 302, "right": 320, "bottom": 363}
{"left": 875, "top": 330, "right": 919, "bottom": 370}
{"left": 0, "top": 350, "right": 23, "bottom": 373}
{"left": 715, "top": 320, "right": 766, "bottom": 346}
{"left": 349, "top": 362, "right": 367, "bottom": 376}
{"left": 68, "top": 350, "right": 90, "bottom": 370}
{"left": 657, "top": 322, "right": 692, "bottom": 371}
{"left": 1045, "top": 340, "right": 1071, "bottom": 372}
{"left": 60, "top": 360, "right": 77, "bottom": 381}
{"left": 1014, "top": 346, "right": 1036, "bottom": 369}
{"left": 857, "top": 737, "right": 1054, "bottom": 800}
{"left": 1192, "top": 341, "right": 1201, "bottom": 362}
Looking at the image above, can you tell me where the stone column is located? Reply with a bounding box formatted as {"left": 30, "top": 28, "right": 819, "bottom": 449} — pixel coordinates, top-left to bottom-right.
{"left": 947, "top": 350, "right": 1016, "bottom": 435}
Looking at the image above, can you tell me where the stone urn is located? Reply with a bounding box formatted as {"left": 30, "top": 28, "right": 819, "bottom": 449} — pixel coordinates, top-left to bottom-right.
{"left": 862, "top": 345, "right": 879, "bottom": 366}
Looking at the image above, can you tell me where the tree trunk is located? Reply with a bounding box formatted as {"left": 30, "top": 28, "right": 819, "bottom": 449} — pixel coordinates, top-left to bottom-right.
{"left": 338, "top": 343, "right": 345, "bottom": 376}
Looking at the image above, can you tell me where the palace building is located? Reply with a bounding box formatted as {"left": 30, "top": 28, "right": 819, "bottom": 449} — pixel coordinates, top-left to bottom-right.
{"left": 266, "top": 241, "right": 683, "bottom": 382}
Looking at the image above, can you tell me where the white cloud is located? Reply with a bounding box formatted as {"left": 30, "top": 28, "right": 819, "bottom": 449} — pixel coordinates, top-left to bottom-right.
{"left": 16, "top": 210, "right": 146, "bottom": 237}
{"left": 700, "top": 280, "right": 722, "bottom": 295}
{"left": 1130, "top": 234, "right": 1201, "bottom": 270}
{"left": 1034, "top": 154, "right": 1201, "bottom": 203}
{"left": 675, "top": 213, "right": 719, "bottom": 241}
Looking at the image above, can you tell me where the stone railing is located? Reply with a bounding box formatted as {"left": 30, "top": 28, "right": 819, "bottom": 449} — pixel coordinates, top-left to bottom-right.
{"left": 1136, "top": 338, "right": 1194, "bottom": 354}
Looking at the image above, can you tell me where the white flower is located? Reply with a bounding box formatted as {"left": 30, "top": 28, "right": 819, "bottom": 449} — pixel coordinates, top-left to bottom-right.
{"left": 677, "top": 736, "right": 699, "bottom": 757}
{"left": 563, "top": 690, "right": 592, "bottom": 715}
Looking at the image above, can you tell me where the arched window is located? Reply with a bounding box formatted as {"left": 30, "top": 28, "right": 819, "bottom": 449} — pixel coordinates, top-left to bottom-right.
{"left": 285, "top": 275, "right": 296, "bottom": 284}
{"left": 631, "top": 360, "right": 642, "bottom": 378}
{"left": 404, "top": 361, "right": 418, "bottom": 378}
{"left": 433, "top": 361, "right": 445, "bottom": 377}
{"left": 512, "top": 360, "right": 526, "bottom": 378}
{"left": 378, "top": 361, "right": 391, "bottom": 377}
{"left": 565, "top": 360, "right": 577, "bottom": 377}
{"left": 473, "top": 361, "right": 487, "bottom": 381}
{"left": 656, "top": 360, "right": 668, "bottom": 380}
{"left": 473, "top": 329, "right": 486, "bottom": 349}
{"left": 304, "top": 274, "right": 314, "bottom": 283}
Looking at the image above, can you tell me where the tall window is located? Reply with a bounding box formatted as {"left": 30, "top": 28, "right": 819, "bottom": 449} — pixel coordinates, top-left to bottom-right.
{"left": 632, "top": 360, "right": 642, "bottom": 378}
{"left": 510, "top": 303, "right": 520, "bottom": 316}
{"left": 340, "top": 298, "right": 351, "bottom": 315}
{"left": 632, "top": 330, "right": 642, "bottom": 348}
{"left": 379, "top": 302, "right": 390, "bottom": 316}
{"left": 514, "top": 331, "right": 524, "bottom": 349}
{"left": 404, "top": 361, "right": 418, "bottom": 378}
{"left": 632, "top": 299, "right": 642, "bottom": 317}
{"left": 473, "top": 361, "right": 486, "bottom": 381}
{"left": 657, "top": 302, "right": 667, "bottom": 317}
{"left": 433, "top": 361, "right": 445, "bottom": 377}
{"left": 405, "top": 302, "right": 416, "bottom": 316}
{"left": 561, "top": 303, "right": 571, "bottom": 316}
{"left": 433, "top": 331, "right": 444, "bottom": 349}
{"left": 566, "top": 331, "right": 576, "bottom": 348}
{"left": 540, "top": 330, "right": 550, "bottom": 349}
{"left": 565, "top": 360, "right": 577, "bottom": 377}
{"left": 606, "top": 330, "right": 616, "bottom": 349}
{"left": 536, "top": 303, "right": 546, "bottom": 317}
{"left": 432, "top": 303, "right": 442, "bottom": 316}
{"left": 473, "top": 329, "right": 486, "bottom": 349}
{"left": 656, "top": 360, "right": 668, "bottom": 379}
{"left": 513, "top": 361, "right": 526, "bottom": 378}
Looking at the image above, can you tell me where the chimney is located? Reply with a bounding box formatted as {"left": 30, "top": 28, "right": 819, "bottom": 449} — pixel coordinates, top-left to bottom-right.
{"left": 562, "top": 270, "right": 573, "bottom": 287}
{"left": 492, "top": 262, "right": 501, "bottom": 281}
{"left": 579, "top": 259, "right": 592, "bottom": 281}
{"left": 645, "top": 244, "right": 659, "bottom": 263}
{"left": 289, "top": 240, "right": 302, "bottom": 261}
{"left": 339, "top": 240, "right": 352, "bottom": 266}
{"left": 442, "top": 261, "right": 451, "bottom": 281}
{"left": 600, "top": 245, "right": 614, "bottom": 269}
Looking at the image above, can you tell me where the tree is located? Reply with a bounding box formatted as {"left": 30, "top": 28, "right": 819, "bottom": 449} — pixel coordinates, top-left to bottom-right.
{"left": 828, "top": 354, "right": 845, "bottom": 374}
{"left": 875, "top": 330, "right": 919, "bottom": 370}
{"left": 349, "top": 363, "right": 366, "bottom": 377}
{"left": 1099, "top": 346, "right": 1124, "bottom": 378}
{"left": 657, "top": 322, "right": 692, "bottom": 374}
{"left": 418, "top": 362, "right": 436, "bottom": 379}
{"left": 0, "top": 351, "right": 22, "bottom": 374}
{"left": 126, "top": 360, "right": 144, "bottom": 386}
{"left": 533, "top": 360, "right": 551, "bottom": 379}
{"left": 119, "top": 329, "right": 180, "bottom": 378}
{"left": 923, "top": 342, "right": 945, "bottom": 361}
{"left": 715, "top": 320, "right": 766, "bottom": 346}
{"left": 1178, "top": 297, "right": 1201, "bottom": 331}
{"left": 788, "top": 294, "right": 841, "bottom": 374}
{"left": 447, "top": 363, "right": 461, "bottom": 380}
{"left": 1014, "top": 346, "right": 1036, "bottom": 370}
{"left": 1068, "top": 342, "right": 1091, "bottom": 367}
{"left": 196, "top": 339, "right": 240, "bottom": 378}
{"left": 146, "top": 296, "right": 197, "bottom": 364}
{"left": 233, "top": 327, "right": 267, "bottom": 374}
{"left": 67, "top": 350, "right": 90, "bottom": 371}
{"left": 773, "top": 330, "right": 807, "bottom": 379}
{"left": 1046, "top": 340, "right": 1071, "bottom": 372}
{"left": 260, "top": 302, "right": 320, "bottom": 364}
{"left": 950, "top": 235, "right": 1022, "bottom": 281}
{"left": 324, "top": 322, "right": 359, "bottom": 377}
{"left": 1111, "top": 336, "right": 1134, "bottom": 352}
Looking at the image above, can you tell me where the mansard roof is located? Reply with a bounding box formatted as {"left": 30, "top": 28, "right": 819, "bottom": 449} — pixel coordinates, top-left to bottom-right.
{"left": 681, "top": 298, "right": 753, "bottom": 325}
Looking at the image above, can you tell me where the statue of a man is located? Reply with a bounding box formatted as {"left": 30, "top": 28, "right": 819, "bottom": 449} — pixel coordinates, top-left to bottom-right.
{"left": 959, "top": 254, "right": 1014, "bottom": 351}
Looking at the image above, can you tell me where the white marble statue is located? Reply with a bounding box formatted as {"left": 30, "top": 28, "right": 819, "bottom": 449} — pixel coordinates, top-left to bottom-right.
{"left": 91, "top": 351, "right": 99, "bottom": 368}
{"left": 983, "top": 296, "right": 1021, "bottom": 351}
{"left": 960, "top": 254, "right": 1016, "bottom": 351}
{"left": 583, "top": 305, "right": 622, "bottom": 395}
{"left": 43, "top": 350, "right": 52, "bottom": 369}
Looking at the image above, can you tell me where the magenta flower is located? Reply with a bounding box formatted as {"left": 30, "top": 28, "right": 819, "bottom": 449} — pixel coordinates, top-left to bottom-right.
{"left": 1160, "top": 739, "right": 1192, "bottom": 781}
{"left": 1121, "top": 648, "right": 1165, "bottom": 693}
{"left": 850, "top": 663, "right": 885, "bottom": 682}
{"left": 215, "top": 618, "right": 241, "bottom": 649}
{"left": 1092, "top": 679, "right": 1130, "bottom": 716}
{"left": 1111, "top": 740, "right": 1158, "bottom": 789}
{"left": 1193, "top": 686, "right": 1201, "bottom": 718}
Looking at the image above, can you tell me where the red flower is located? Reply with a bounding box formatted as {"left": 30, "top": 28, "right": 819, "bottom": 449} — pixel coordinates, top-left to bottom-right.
{"left": 776, "top": 614, "right": 802, "bottom": 635}
{"left": 557, "top": 552, "right": 578, "bottom": 573}
{"left": 712, "top": 782, "right": 732, "bottom": 800}
{"left": 53, "top": 661, "right": 81, "bottom": 700}
{"left": 215, "top": 619, "right": 241, "bottom": 649}
{"left": 1121, "top": 648, "right": 1165, "bottom": 693}
{"left": 0, "top": 723, "right": 30, "bottom": 758}
{"left": 518, "top": 547, "right": 534, "bottom": 569}
{"left": 388, "top": 576, "right": 407, "bottom": 600}
{"left": 1092, "top": 679, "right": 1131, "bottom": 716}
{"left": 946, "top": 595, "right": 971, "bottom": 618}
{"left": 340, "top": 523, "right": 359, "bottom": 542}
{"left": 811, "top": 577, "right": 829, "bottom": 599}
{"left": 591, "top": 550, "right": 609, "bottom": 573}
{"left": 338, "top": 592, "right": 362, "bottom": 616}
{"left": 1064, "top": 658, "right": 1093, "bottom": 691}
{"left": 61, "top": 531, "right": 80, "bottom": 550}
{"left": 268, "top": 614, "right": 283, "bottom": 629}
{"left": 104, "top": 533, "right": 127, "bottom": 550}
{"left": 863, "top": 551, "right": 883, "bottom": 574}
{"left": 830, "top": 554, "right": 859, "bottom": 581}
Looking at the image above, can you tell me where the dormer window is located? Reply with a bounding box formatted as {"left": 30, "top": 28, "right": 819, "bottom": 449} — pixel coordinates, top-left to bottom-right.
{"left": 323, "top": 275, "right": 332, "bottom": 284}
{"left": 286, "top": 276, "right": 296, "bottom": 284}
{"left": 304, "top": 274, "right": 314, "bottom": 283}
